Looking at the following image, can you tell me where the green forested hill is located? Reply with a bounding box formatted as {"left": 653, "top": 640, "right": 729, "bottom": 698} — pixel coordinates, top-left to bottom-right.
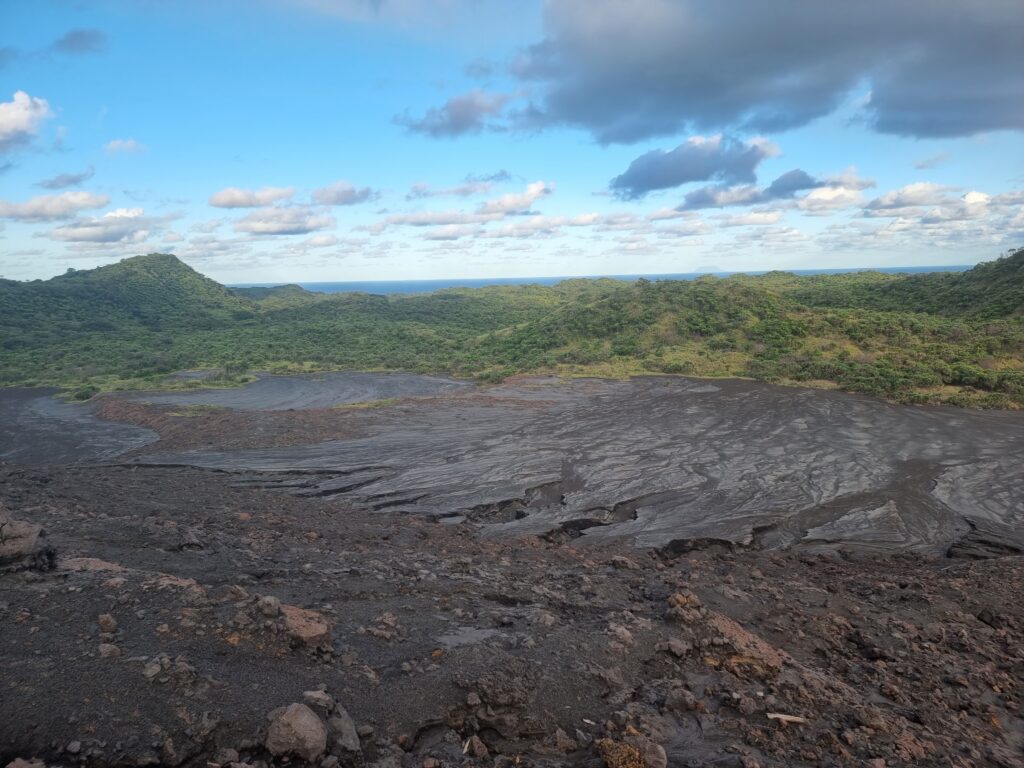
{"left": 464, "top": 253, "right": 1023, "bottom": 401}
{"left": 0, "top": 253, "right": 254, "bottom": 337}
{"left": 1, "top": 249, "right": 1022, "bottom": 408}
{"left": 229, "top": 284, "right": 324, "bottom": 308}
{"left": 774, "top": 252, "right": 1024, "bottom": 319}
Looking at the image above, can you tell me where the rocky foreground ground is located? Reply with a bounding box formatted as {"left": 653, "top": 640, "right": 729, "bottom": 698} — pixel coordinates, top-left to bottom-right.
{"left": 2, "top": 460, "right": 1023, "bottom": 768}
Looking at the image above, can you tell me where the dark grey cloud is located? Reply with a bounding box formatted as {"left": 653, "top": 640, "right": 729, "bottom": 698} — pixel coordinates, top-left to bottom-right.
{"left": 678, "top": 168, "right": 822, "bottom": 210}
{"left": 1, "top": 28, "right": 107, "bottom": 70}
{"left": 677, "top": 185, "right": 758, "bottom": 211}
{"left": 513, "top": 0, "right": 1024, "bottom": 142}
{"left": 51, "top": 29, "right": 107, "bottom": 55}
{"left": 610, "top": 136, "right": 778, "bottom": 199}
{"left": 762, "top": 169, "right": 821, "bottom": 199}
{"left": 311, "top": 181, "right": 377, "bottom": 206}
{"left": 36, "top": 166, "right": 95, "bottom": 190}
{"left": 397, "top": 89, "right": 509, "bottom": 138}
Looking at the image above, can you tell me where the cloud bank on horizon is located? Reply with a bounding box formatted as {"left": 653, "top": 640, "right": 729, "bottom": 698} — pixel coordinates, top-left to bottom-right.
{"left": 0, "top": 0, "right": 1021, "bottom": 282}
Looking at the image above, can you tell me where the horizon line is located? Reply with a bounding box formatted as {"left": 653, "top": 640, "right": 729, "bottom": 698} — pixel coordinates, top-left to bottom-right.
{"left": 229, "top": 264, "right": 973, "bottom": 287}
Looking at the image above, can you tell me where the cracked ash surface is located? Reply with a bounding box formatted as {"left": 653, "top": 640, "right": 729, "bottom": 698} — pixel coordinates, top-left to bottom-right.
{"left": 124, "top": 374, "right": 1024, "bottom": 557}
{"left": 2, "top": 373, "right": 1024, "bottom": 768}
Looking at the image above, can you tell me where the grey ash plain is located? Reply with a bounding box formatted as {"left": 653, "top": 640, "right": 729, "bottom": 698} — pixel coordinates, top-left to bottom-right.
{"left": 4, "top": 371, "right": 1024, "bottom": 767}
{"left": 109, "top": 372, "right": 1024, "bottom": 558}
{"left": 0, "top": 387, "right": 156, "bottom": 464}
{"left": 139, "top": 371, "right": 472, "bottom": 411}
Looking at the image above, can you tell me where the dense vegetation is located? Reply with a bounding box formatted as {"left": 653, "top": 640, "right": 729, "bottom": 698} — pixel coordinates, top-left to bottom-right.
{"left": 1, "top": 249, "right": 1022, "bottom": 408}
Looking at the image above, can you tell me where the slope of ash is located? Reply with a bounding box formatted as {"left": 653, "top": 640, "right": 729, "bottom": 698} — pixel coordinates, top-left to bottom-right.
{"left": 2, "top": 462, "right": 1023, "bottom": 768}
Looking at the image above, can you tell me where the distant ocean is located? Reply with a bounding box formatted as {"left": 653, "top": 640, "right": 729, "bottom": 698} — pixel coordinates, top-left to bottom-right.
{"left": 233, "top": 265, "right": 971, "bottom": 296}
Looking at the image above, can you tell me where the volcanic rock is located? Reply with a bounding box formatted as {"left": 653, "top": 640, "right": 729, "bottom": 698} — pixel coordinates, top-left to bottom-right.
{"left": 328, "top": 704, "right": 361, "bottom": 754}
{"left": 303, "top": 689, "right": 334, "bottom": 713}
{"left": 265, "top": 703, "right": 328, "bottom": 762}
{"left": 0, "top": 507, "right": 54, "bottom": 572}
{"left": 281, "top": 604, "right": 331, "bottom": 648}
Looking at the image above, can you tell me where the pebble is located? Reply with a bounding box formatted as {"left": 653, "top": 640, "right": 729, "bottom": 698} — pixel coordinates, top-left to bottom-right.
{"left": 657, "top": 638, "right": 693, "bottom": 658}
{"left": 464, "top": 735, "right": 488, "bottom": 759}
{"left": 608, "top": 624, "right": 634, "bottom": 645}
{"left": 98, "top": 643, "right": 121, "bottom": 659}
{"left": 257, "top": 596, "right": 281, "bottom": 618}
{"left": 610, "top": 555, "right": 640, "bottom": 570}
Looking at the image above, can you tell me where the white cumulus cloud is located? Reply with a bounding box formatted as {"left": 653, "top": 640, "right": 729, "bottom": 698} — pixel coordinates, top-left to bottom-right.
{"left": 0, "top": 191, "right": 109, "bottom": 221}
{"left": 797, "top": 186, "right": 864, "bottom": 214}
{"left": 50, "top": 208, "right": 155, "bottom": 243}
{"left": 0, "top": 91, "right": 52, "bottom": 153}
{"left": 719, "top": 211, "right": 783, "bottom": 227}
{"left": 865, "top": 182, "right": 952, "bottom": 212}
{"left": 209, "top": 186, "right": 295, "bottom": 208}
{"left": 478, "top": 181, "right": 552, "bottom": 215}
{"left": 233, "top": 206, "right": 335, "bottom": 235}
{"left": 305, "top": 234, "right": 339, "bottom": 248}
{"left": 385, "top": 210, "right": 502, "bottom": 227}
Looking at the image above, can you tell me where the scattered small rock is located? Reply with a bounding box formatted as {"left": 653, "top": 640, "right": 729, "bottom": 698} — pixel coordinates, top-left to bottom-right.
{"left": 656, "top": 638, "right": 692, "bottom": 658}
{"left": 608, "top": 624, "right": 634, "bottom": 645}
{"left": 60, "top": 557, "right": 123, "bottom": 573}
{"left": 463, "top": 735, "right": 488, "bottom": 759}
{"left": 214, "top": 748, "right": 239, "bottom": 764}
{"left": 98, "top": 642, "right": 121, "bottom": 659}
{"left": 257, "top": 595, "right": 281, "bottom": 617}
{"left": 303, "top": 689, "right": 334, "bottom": 713}
{"left": 665, "top": 686, "right": 699, "bottom": 714}
{"left": 281, "top": 604, "right": 331, "bottom": 648}
{"left": 610, "top": 555, "right": 640, "bottom": 570}
{"left": 552, "top": 728, "right": 578, "bottom": 753}
{"left": 5, "top": 759, "right": 46, "bottom": 768}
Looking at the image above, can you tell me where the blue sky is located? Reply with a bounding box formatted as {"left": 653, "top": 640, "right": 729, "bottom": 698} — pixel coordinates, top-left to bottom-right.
{"left": 1, "top": 0, "right": 1022, "bottom": 282}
